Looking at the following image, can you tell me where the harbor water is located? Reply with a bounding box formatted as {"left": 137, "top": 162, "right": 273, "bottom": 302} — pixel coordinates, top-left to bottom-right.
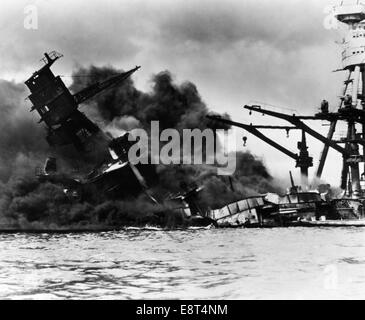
{"left": 0, "top": 227, "right": 365, "bottom": 299}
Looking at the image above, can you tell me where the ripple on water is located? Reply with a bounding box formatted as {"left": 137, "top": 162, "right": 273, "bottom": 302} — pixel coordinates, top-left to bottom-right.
{"left": 0, "top": 227, "right": 365, "bottom": 299}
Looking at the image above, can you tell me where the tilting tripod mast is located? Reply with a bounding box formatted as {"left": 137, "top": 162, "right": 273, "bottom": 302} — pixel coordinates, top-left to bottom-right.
{"left": 316, "top": 2, "right": 365, "bottom": 197}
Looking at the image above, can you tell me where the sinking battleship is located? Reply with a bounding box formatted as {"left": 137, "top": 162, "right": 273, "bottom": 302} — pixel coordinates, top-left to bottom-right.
{"left": 22, "top": 3, "right": 365, "bottom": 230}
{"left": 205, "top": 1, "right": 365, "bottom": 228}
{"left": 25, "top": 51, "right": 155, "bottom": 201}
{"left": 24, "top": 51, "right": 213, "bottom": 229}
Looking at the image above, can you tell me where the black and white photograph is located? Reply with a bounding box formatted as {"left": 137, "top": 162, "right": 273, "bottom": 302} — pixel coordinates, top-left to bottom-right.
{"left": 0, "top": 0, "right": 365, "bottom": 305}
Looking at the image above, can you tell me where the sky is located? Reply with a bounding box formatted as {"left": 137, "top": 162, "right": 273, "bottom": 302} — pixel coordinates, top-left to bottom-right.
{"left": 0, "top": 0, "right": 356, "bottom": 186}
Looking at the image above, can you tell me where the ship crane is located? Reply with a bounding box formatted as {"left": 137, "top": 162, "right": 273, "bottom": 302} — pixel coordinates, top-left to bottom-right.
{"left": 243, "top": 105, "right": 350, "bottom": 155}
{"left": 206, "top": 115, "right": 313, "bottom": 185}
{"left": 244, "top": 104, "right": 365, "bottom": 193}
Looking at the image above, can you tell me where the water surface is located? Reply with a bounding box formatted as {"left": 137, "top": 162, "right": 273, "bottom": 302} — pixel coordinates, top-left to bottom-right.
{"left": 0, "top": 227, "right": 365, "bottom": 299}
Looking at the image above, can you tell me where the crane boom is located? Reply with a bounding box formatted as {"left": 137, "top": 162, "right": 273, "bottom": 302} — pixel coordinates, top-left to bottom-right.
{"left": 73, "top": 66, "right": 141, "bottom": 105}
{"left": 244, "top": 105, "right": 350, "bottom": 156}
{"left": 206, "top": 116, "right": 299, "bottom": 160}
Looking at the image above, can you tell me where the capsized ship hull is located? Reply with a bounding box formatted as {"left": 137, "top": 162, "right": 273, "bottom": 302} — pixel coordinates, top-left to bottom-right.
{"left": 205, "top": 190, "right": 365, "bottom": 228}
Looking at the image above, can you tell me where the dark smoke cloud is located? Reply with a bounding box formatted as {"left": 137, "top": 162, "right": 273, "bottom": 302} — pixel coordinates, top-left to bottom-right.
{"left": 0, "top": 80, "right": 49, "bottom": 181}
{"left": 0, "top": 63, "right": 281, "bottom": 228}
{"left": 70, "top": 65, "right": 281, "bottom": 209}
{"left": 155, "top": 152, "right": 282, "bottom": 210}
{"left": 70, "top": 66, "right": 231, "bottom": 132}
{"left": 0, "top": 176, "right": 181, "bottom": 229}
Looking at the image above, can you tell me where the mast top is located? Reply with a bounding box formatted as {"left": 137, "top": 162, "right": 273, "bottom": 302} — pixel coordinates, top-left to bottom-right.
{"left": 334, "top": 1, "right": 365, "bottom": 24}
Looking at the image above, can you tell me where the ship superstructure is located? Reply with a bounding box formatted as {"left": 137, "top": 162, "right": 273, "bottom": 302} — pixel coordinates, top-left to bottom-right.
{"left": 25, "top": 51, "right": 154, "bottom": 201}
{"left": 25, "top": 51, "right": 140, "bottom": 154}
{"left": 316, "top": 0, "right": 365, "bottom": 197}
{"left": 207, "top": 1, "right": 365, "bottom": 221}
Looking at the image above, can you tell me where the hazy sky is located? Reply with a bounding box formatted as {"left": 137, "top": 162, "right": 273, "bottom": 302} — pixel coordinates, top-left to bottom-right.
{"left": 0, "top": 0, "right": 353, "bottom": 185}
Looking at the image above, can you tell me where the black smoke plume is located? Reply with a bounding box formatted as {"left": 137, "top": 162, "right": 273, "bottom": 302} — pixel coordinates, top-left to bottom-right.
{"left": 70, "top": 66, "right": 231, "bottom": 131}
{"left": 0, "top": 66, "right": 281, "bottom": 229}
